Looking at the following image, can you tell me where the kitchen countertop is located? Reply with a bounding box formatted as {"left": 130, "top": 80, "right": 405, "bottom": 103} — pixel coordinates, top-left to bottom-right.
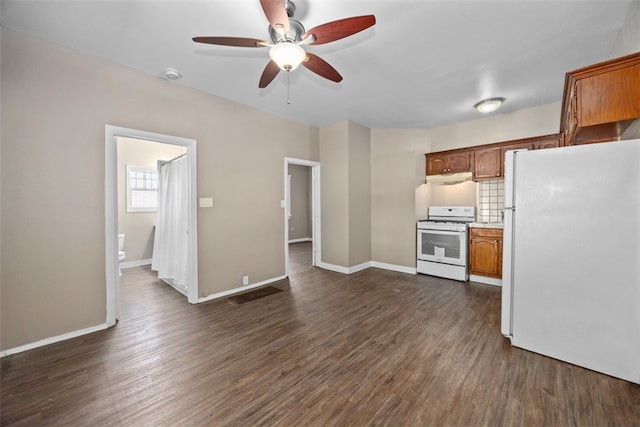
{"left": 470, "top": 222, "right": 504, "bottom": 229}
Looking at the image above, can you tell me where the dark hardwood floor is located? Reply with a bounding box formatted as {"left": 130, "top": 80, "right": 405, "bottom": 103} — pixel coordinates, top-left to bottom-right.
{"left": 2, "top": 241, "right": 639, "bottom": 426}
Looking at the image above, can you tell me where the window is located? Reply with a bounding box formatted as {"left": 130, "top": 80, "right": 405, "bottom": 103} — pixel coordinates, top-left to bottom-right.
{"left": 126, "top": 164, "right": 158, "bottom": 212}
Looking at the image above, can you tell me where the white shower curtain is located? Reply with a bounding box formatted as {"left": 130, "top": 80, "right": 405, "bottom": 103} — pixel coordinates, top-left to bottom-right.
{"left": 152, "top": 155, "right": 189, "bottom": 290}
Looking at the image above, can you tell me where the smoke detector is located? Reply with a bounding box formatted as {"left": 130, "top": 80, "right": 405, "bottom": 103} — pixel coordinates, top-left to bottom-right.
{"left": 164, "top": 68, "right": 182, "bottom": 80}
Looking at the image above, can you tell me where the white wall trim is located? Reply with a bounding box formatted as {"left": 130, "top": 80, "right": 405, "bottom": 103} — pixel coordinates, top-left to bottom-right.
{"left": 284, "top": 158, "right": 321, "bottom": 276}
{"left": 0, "top": 323, "right": 111, "bottom": 358}
{"left": 317, "top": 262, "right": 351, "bottom": 274}
{"left": 348, "top": 261, "right": 372, "bottom": 274}
{"left": 469, "top": 274, "right": 502, "bottom": 287}
{"left": 371, "top": 261, "right": 417, "bottom": 275}
{"left": 318, "top": 261, "right": 372, "bottom": 274}
{"left": 121, "top": 258, "right": 152, "bottom": 269}
{"left": 318, "top": 261, "right": 416, "bottom": 275}
{"left": 198, "top": 275, "right": 287, "bottom": 303}
{"left": 288, "top": 238, "right": 312, "bottom": 243}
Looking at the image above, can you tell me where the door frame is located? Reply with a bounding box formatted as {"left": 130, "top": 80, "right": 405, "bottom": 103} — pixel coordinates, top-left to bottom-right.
{"left": 284, "top": 158, "right": 321, "bottom": 275}
{"left": 105, "top": 125, "right": 199, "bottom": 326}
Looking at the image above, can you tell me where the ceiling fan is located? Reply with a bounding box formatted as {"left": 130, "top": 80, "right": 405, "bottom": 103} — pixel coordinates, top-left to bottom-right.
{"left": 193, "top": 0, "right": 376, "bottom": 88}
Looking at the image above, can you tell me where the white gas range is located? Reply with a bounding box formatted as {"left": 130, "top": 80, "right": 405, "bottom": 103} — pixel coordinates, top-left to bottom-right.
{"left": 417, "top": 206, "right": 475, "bottom": 281}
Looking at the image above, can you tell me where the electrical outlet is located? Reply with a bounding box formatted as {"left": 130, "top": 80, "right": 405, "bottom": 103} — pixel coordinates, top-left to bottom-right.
{"left": 242, "top": 276, "right": 249, "bottom": 286}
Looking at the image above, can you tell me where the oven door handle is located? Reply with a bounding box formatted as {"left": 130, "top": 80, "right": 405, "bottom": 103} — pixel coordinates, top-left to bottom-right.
{"left": 417, "top": 229, "right": 466, "bottom": 235}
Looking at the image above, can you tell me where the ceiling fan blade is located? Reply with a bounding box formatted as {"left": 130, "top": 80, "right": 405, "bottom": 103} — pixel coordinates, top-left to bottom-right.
{"left": 302, "top": 53, "right": 342, "bottom": 83}
{"left": 303, "top": 15, "right": 376, "bottom": 45}
{"left": 260, "top": 0, "right": 290, "bottom": 35}
{"left": 259, "top": 60, "right": 281, "bottom": 88}
{"left": 192, "top": 36, "right": 267, "bottom": 48}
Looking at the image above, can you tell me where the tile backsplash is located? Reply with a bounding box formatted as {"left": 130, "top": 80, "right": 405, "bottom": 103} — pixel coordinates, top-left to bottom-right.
{"left": 477, "top": 179, "right": 504, "bottom": 223}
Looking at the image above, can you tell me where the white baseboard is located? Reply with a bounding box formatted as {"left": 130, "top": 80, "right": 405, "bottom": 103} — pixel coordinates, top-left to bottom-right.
{"left": 0, "top": 323, "right": 111, "bottom": 358}
{"left": 288, "top": 238, "right": 312, "bottom": 243}
{"left": 317, "top": 261, "right": 372, "bottom": 274}
{"left": 318, "top": 260, "right": 417, "bottom": 275}
{"left": 198, "top": 275, "right": 288, "bottom": 303}
{"left": 371, "top": 261, "right": 417, "bottom": 275}
{"left": 121, "top": 258, "right": 152, "bottom": 269}
{"left": 469, "top": 274, "right": 502, "bottom": 287}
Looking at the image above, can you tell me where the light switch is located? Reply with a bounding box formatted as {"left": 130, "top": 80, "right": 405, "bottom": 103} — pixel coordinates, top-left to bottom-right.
{"left": 199, "top": 197, "right": 213, "bottom": 208}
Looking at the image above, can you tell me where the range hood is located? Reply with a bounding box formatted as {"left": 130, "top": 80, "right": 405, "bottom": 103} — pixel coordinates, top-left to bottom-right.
{"left": 426, "top": 172, "right": 473, "bottom": 185}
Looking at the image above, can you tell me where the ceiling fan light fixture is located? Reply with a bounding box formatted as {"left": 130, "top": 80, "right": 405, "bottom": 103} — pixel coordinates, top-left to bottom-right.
{"left": 269, "top": 42, "right": 306, "bottom": 71}
{"left": 474, "top": 97, "right": 505, "bottom": 113}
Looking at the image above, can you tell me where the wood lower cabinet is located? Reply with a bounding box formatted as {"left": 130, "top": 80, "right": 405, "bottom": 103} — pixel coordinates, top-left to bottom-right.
{"left": 561, "top": 52, "right": 640, "bottom": 145}
{"left": 469, "top": 228, "right": 503, "bottom": 278}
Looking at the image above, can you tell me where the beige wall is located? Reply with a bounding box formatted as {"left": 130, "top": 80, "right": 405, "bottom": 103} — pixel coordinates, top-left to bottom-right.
{"left": 371, "top": 151, "right": 417, "bottom": 266}
{"left": 319, "top": 121, "right": 371, "bottom": 268}
{"left": 347, "top": 122, "right": 371, "bottom": 266}
{"left": 117, "top": 137, "right": 185, "bottom": 262}
{"left": 0, "top": 29, "right": 317, "bottom": 350}
{"left": 319, "top": 122, "right": 349, "bottom": 266}
{"left": 288, "top": 164, "right": 311, "bottom": 240}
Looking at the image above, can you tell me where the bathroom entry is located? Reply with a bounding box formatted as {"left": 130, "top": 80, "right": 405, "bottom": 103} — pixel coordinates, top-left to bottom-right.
{"left": 116, "top": 137, "right": 186, "bottom": 274}
{"left": 105, "top": 125, "right": 198, "bottom": 325}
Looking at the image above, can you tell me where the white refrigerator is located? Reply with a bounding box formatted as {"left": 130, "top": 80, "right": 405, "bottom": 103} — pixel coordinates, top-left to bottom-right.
{"left": 501, "top": 139, "right": 640, "bottom": 384}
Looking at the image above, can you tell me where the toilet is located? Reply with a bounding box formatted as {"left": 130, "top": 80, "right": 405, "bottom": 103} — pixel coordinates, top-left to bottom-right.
{"left": 118, "top": 234, "right": 126, "bottom": 276}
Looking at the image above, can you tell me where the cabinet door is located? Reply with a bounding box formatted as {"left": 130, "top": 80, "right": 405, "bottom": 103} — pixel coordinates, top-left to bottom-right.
{"left": 426, "top": 154, "right": 449, "bottom": 175}
{"left": 500, "top": 141, "right": 535, "bottom": 173}
{"left": 469, "top": 228, "right": 503, "bottom": 278}
{"left": 561, "top": 52, "right": 640, "bottom": 145}
{"left": 578, "top": 64, "right": 640, "bottom": 127}
{"left": 449, "top": 151, "right": 472, "bottom": 173}
{"left": 501, "top": 141, "right": 535, "bottom": 156}
{"left": 474, "top": 147, "right": 501, "bottom": 180}
{"left": 537, "top": 137, "right": 562, "bottom": 149}
{"left": 469, "top": 237, "right": 502, "bottom": 278}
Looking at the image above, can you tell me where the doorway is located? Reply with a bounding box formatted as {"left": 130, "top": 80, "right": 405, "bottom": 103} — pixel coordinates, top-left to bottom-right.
{"left": 284, "top": 158, "right": 320, "bottom": 277}
{"left": 105, "top": 125, "right": 198, "bottom": 326}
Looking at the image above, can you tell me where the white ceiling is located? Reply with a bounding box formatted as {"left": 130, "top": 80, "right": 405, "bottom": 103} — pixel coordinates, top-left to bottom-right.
{"left": 0, "top": 0, "right": 634, "bottom": 129}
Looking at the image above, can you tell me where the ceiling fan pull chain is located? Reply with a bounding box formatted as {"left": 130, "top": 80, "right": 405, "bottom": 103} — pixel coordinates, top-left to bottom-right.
{"left": 286, "top": 72, "right": 291, "bottom": 105}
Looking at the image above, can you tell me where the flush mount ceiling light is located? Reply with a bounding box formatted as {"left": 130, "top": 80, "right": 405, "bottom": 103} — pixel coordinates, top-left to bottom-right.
{"left": 474, "top": 97, "right": 505, "bottom": 113}
{"left": 269, "top": 42, "right": 306, "bottom": 71}
{"left": 164, "top": 68, "right": 182, "bottom": 80}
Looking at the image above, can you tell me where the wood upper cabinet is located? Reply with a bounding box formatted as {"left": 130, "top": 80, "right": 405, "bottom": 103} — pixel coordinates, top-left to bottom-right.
{"left": 500, "top": 140, "right": 536, "bottom": 161}
{"left": 469, "top": 228, "right": 503, "bottom": 278}
{"left": 426, "top": 150, "right": 473, "bottom": 175}
{"left": 560, "top": 52, "right": 640, "bottom": 145}
{"left": 536, "top": 134, "right": 563, "bottom": 149}
{"left": 472, "top": 133, "right": 562, "bottom": 180}
{"left": 473, "top": 147, "right": 501, "bottom": 179}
